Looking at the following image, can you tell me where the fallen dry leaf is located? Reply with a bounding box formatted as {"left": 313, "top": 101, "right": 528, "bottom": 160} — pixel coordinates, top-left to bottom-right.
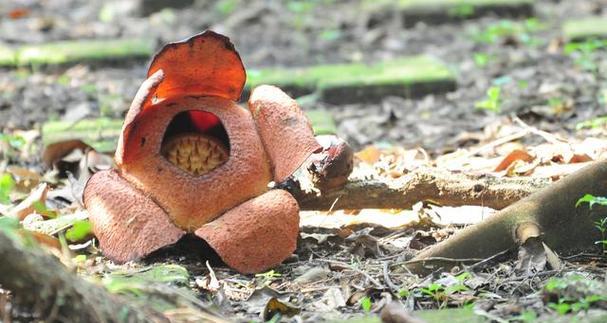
{"left": 262, "top": 297, "right": 300, "bottom": 321}
{"left": 355, "top": 145, "right": 382, "bottom": 164}
{"left": 42, "top": 139, "right": 90, "bottom": 168}
{"left": 516, "top": 236, "right": 547, "bottom": 275}
{"left": 494, "top": 149, "right": 534, "bottom": 172}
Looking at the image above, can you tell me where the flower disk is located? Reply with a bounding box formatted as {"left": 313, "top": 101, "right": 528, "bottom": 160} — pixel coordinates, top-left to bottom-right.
{"left": 161, "top": 133, "right": 229, "bottom": 176}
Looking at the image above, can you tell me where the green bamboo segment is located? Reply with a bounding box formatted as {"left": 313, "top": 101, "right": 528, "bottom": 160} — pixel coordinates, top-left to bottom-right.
{"left": 563, "top": 17, "right": 607, "bottom": 41}
{"left": 366, "top": 0, "right": 535, "bottom": 27}
{"left": 0, "top": 38, "right": 155, "bottom": 67}
{"left": 305, "top": 110, "right": 338, "bottom": 135}
{"left": 0, "top": 44, "right": 16, "bottom": 66}
{"left": 42, "top": 118, "right": 124, "bottom": 153}
{"left": 247, "top": 55, "right": 456, "bottom": 103}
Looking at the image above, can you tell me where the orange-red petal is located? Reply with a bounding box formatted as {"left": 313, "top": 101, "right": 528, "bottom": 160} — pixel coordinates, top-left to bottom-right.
{"left": 147, "top": 30, "right": 246, "bottom": 102}
{"left": 195, "top": 189, "right": 299, "bottom": 274}
{"left": 248, "top": 85, "right": 321, "bottom": 182}
{"left": 84, "top": 169, "right": 185, "bottom": 263}
{"left": 115, "top": 69, "right": 164, "bottom": 165}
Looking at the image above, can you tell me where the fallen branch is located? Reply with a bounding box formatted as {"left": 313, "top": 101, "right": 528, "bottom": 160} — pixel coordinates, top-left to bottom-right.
{"left": 295, "top": 167, "right": 550, "bottom": 211}
{"left": 0, "top": 232, "right": 166, "bottom": 322}
{"left": 405, "top": 160, "right": 607, "bottom": 275}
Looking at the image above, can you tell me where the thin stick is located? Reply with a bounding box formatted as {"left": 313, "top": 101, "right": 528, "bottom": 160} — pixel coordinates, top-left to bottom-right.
{"left": 319, "top": 260, "right": 384, "bottom": 289}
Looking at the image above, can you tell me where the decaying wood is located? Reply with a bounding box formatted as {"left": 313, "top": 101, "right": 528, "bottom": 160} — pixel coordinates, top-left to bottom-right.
{"left": 295, "top": 166, "right": 551, "bottom": 211}
{"left": 405, "top": 160, "right": 607, "bottom": 275}
{"left": 0, "top": 232, "right": 167, "bottom": 322}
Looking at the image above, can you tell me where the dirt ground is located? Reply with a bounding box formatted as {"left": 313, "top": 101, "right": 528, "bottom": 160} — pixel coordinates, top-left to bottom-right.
{"left": 2, "top": 0, "right": 607, "bottom": 151}
{"left": 2, "top": 0, "right": 607, "bottom": 322}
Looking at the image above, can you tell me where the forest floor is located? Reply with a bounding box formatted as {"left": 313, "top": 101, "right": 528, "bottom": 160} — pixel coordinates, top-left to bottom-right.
{"left": 2, "top": 0, "right": 607, "bottom": 322}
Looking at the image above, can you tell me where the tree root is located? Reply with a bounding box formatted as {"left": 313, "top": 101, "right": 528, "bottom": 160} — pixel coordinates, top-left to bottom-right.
{"left": 405, "top": 160, "right": 607, "bottom": 275}
{"left": 0, "top": 232, "right": 167, "bottom": 322}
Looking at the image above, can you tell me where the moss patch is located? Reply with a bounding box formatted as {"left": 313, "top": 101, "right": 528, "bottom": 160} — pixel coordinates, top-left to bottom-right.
{"left": 247, "top": 55, "right": 456, "bottom": 104}
{"left": 563, "top": 17, "right": 607, "bottom": 41}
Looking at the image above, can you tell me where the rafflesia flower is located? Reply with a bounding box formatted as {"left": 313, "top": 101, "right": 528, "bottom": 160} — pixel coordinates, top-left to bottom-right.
{"left": 83, "top": 31, "right": 323, "bottom": 273}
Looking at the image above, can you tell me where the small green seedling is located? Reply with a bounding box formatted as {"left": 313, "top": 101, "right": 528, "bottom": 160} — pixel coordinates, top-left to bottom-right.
{"left": 576, "top": 193, "right": 607, "bottom": 209}
{"left": 564, "top": 39, "right": 607, "bottom": 72}
{"left": 418, "top": 272, "right": 471, "bottom": 308}
{"left": 255, "top": 269, "right": 282, "bottom": 285}
{"left": 420, "top": 282, "right": 444, "bottom": 301}
{"left": 472, "top": 18, "right": 543, "bottom": 46}
{"left": 593, "top": 216, "right": 607, "bottom": 252}
{"left": 473, "top": 52, "right": 491, "bottom": 67}
{"left": 576, "top": 194, "right": 607, "bottom": 253}
{"left": 544, "top": 275, "right": 607, "bottom": 315}
{"left": 475, "top": 86, "right": 501, "bottom": 112}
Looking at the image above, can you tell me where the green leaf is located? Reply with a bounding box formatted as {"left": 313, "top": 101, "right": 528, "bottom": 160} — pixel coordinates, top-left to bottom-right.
{"left": 360, "top": 296, "right": 372, "bottom": 312}
{"left": 0, "top": 173, "right": 15, "bottom": 205}
{"left": 488, "top": 86, "right": 501, "bottom": 100}
{"left": 473, "top": 52, "right": 490, "bottom": 67}
{"left": 445, "top": 284, "right": 469, "bottom": 295}
{"left": 421, "top": 283, "right": 443, "bottom": 295}
{"left": 475, "top": 86, "right": 501, "bottom": 112}
{"left": 32, "top": 201, "right": 58, "bottom": 219}
{"left": 544, "top": 277, "right": 568, "bottom": 292}
{"left": 65, "top": 220, "right": 92, "bottom": 242}
{"left": 576, "top": 194, "right": 607, "bottom": 208}
{"left": 548, "top": 302, "right": 571, "bottom": 315}
{"left": 455, "top": 272, "right": 471, "bottom": 282}
{"left": 398, "top": 289, "right": 410, "bottom": 298}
